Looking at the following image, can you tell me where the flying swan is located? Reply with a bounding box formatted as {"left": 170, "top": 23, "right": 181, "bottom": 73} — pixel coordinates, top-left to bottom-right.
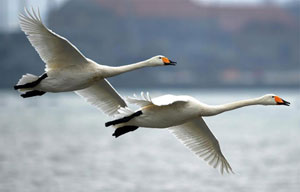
{"left": 104, "top": 92, "right": 290, "bottom": 174}
{"left": 14, "top": 8, "right": 176, "bottom": 98}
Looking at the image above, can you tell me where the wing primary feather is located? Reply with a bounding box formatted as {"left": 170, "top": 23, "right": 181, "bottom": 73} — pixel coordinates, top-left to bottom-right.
{"left": 146, "top": 92, "right": 151, "bottom": 102}
{"left": 141, "top": 92, "right": 145, "bottom": 100}
{"left": 20, "top": 7, "right": 87, "bottom": 70}
{"left": 25, "top": 7, "right": 34, "bottom": 21}
{"left": 37, "top": 7, "right": 42, "bottom": 21}
{"left": 214, "top": 156, "right": 220, "bottom": 168}
{"left": 75, "top": 79, "right": 126, "bottom": 116}
{"left": 204, "top": 151, "right": 214, "bottom": 161}
{"left": 208, "top": 153, "right": 217, "bottom": 165}
{"left": 220, "top": 161, "right": 224, "bottom": 175}
{"left": 31, "top": 7, "right": 39, "bottom": 20}
{"left": 168, "top": 118, "right": 233, "bottom": 174}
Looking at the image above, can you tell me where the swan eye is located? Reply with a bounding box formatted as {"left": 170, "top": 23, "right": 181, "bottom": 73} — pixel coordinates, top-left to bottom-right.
{"left": 158, "top": 57, "right": 162, "bottom": 59}
{"left": 272, "top": 96, "right": 274, "bottom": 98}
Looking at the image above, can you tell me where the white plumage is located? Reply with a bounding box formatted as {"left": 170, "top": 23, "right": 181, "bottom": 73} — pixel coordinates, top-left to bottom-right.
{"left": 75, "top": 79, "right": 127, "bottom": 116}
{"left": 16, "top": 8, "right": 290, "bottom": 175}
{"left": 106, "top": 92, "right": 290, "bottom": 174}
{"left": 15, "top": 8, "right": 176, "bottom": 114}
{"left": 169, "top": 118, "right": 233, "bottom": 174}
{"left": 19, "top": 8, "right": 87, "bottom": 71}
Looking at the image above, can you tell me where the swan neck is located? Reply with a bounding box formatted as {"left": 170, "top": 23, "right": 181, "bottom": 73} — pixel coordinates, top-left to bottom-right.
{"left": 208, "top": 97, "right": 262, "bottom": 116}
{"left": 100, "top": 60, "right": 149, "bottom": 77}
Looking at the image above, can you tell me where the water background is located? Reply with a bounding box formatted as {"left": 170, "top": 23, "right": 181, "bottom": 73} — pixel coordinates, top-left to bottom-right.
{"left": 0, "top": 89, "right": 299, "bottom": 192}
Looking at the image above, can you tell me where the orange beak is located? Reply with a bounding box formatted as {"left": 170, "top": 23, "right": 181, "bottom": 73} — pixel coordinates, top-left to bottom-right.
{"left": 274, "top": 96, "right": 290, "bottom": 106}
{"left": 162, "top": 57, "right": 176, "bottom": 65}
{"left": 162, "top": 57, "right": 170, "bottom": 64}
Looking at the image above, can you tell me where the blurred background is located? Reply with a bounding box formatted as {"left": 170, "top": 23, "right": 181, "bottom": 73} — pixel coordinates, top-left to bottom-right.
{"left": 0, "top": 0, "right": 299, "bottom": 192}
{"left": 0, "top": 0, "right": 299, "bottom": 88}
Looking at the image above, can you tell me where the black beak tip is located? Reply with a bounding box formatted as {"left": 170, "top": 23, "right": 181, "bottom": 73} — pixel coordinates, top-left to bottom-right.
{"left": 165, "top": 60, "right": 177, "bottom": 66}
{"left": 280, "top": 99, "right": 290, "bottom": 106}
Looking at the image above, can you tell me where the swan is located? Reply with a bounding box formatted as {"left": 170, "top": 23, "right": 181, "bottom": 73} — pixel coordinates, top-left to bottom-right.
{"left": 104, "top": 92, "right": 290, "bottom": 174}
{"left": 14, "top": 8, "right": 176, "bottom": 98}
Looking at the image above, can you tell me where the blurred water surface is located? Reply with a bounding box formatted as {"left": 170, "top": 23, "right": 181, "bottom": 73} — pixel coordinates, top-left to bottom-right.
{"left": 0, "top": 89, "right": 299, "bottom": 192}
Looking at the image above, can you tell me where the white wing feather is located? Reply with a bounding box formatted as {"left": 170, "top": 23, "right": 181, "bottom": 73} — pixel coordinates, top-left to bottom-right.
{"left": 127, "top": 92, "right": 152, "bottom": 107}
{"left": 169, "top": 117, "right": 233, "bottom": 174}
{"left": 127, "top": 93, "right": 189, "bottom": 107}
{"left": 75, "top": 79, "right": 127, "bottom": 116}
{"left": 19, "top": 8, "right": 87, "bottom": 71}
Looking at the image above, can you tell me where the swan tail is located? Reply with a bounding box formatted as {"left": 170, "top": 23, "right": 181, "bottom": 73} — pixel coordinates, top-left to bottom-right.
{"left": 14, "top": 73, "right": 39, "bottom": 92}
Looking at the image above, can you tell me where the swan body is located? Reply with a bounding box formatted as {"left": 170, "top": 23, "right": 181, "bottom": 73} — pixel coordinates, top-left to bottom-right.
{"left": 25, "top": 57, "right": 169, "bottom": 93}
{"left": 116, "top": 93, "right": 290, "bottom": 128}
{"left": 105, "top": 92, "right": 290, "bottom": 174}
{"left": 14, "top": 8, "right": 176, "bottom": 97}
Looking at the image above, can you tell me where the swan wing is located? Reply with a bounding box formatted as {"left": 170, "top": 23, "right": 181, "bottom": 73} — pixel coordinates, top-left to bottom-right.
{"left": 75, "top": 79, "right": 127, "bottom": 116}
{"left": 168, "top": 117, "right": 233, "bottom": 174}
{"left": 127, "top": 93, "right": 189, "bottom": 107}
{"left": 19, "top": 8, "right": 87, "bottom": 71}
{"left": 126, "top": 92, "right": 153, "bottom": 107}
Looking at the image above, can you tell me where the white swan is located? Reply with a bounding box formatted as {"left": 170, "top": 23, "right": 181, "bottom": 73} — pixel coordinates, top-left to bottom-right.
{"left": 105, "top": 92, "right": 290, "bottom": 173}
{"left": 14, "top": 8, "right": 176, "bottom": 98}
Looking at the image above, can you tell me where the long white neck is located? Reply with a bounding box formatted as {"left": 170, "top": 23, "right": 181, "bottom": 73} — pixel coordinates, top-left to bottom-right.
{"left": 203, "top": 97, "right": 262, "bottom": 116}
{"left": 98, "top": 60, "right": 150, "bottom": 78}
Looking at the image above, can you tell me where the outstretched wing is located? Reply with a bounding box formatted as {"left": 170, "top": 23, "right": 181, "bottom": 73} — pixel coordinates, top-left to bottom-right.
{"left": 169, "top": 117, "right": 233, "bottom": 174}
{"left": 127, "top": 92, "right": 190, "bottom": 107}
{"left": 126, "top": 92, "right": 153, "bottom": 107}
{"left": 19, "top": 8, "right": 87, "bottom": 71}
{"left": 75, "top": 79, "right": 127, "bottom": 116}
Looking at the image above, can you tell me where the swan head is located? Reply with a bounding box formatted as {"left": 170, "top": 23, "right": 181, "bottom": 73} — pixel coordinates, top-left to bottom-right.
{"left": 148, "top": 55, "right": 176, "bottom": 66}
{"left": 260, "top": 94, "right": 290, "bottom": 106}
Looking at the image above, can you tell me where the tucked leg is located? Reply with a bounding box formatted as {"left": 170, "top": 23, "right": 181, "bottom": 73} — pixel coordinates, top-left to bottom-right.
{"left": 105, "top": 111, "right": 142, "bottom": 127}
{"left": 14, "top": 73, "right": 48, "bottom": 90}
{"left": 21, "top": 90, "right": 46, "bottom": 98}
{"left": 112, "top": 126, "right": 139, "bottom": 138}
